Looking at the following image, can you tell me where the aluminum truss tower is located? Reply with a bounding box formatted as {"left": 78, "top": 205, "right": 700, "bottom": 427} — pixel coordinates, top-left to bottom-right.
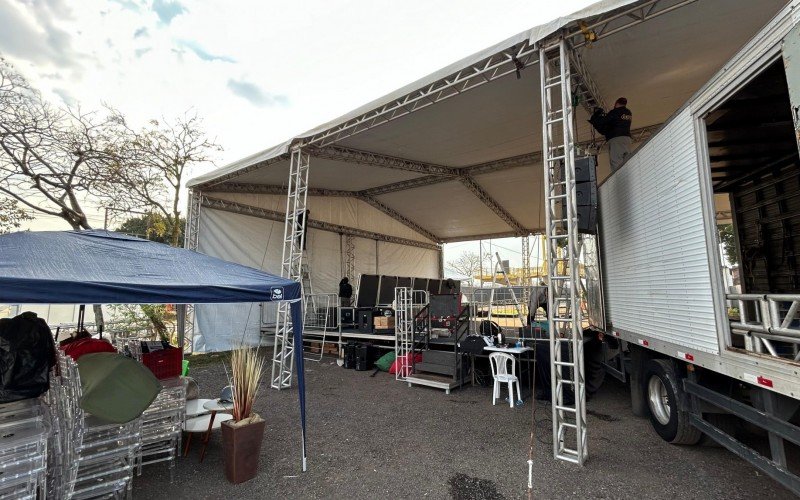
{"left": 539, "top": 38, "right": 587, "bottom": 465}
{"left": 271, "top": 148, "right": 310, "bottom": 390}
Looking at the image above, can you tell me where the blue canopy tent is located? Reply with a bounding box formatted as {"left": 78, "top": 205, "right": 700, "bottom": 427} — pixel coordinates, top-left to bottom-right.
{"left": 0, "top": 229, "right": 308, "bottom": 470}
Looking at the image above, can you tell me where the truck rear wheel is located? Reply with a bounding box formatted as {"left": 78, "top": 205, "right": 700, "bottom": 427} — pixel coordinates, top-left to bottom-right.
{"left": 644, "top": 359, "right": 702, "bottom": 445}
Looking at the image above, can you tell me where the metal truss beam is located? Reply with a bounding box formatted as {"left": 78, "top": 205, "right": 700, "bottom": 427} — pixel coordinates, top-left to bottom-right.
{"left": 210, "top": 182, "right": 352, "bottom": 197}
{"left": 569, "top": 0, "right": 699, "bottom": 49}
{"left": 360, "top": 175, "right": 449, "bottom": 197}
{"left": 461, "top": 151, "right": 543, "bottom": 177}
{"left": 194, "top": 153, "right": 289, "bottom": 190}
{"left": 458, "top": 176, "right": 526, "bottom": 234}
{"left": 568, "top": 49, "right": 606, "bottom": 114}
{"left": 357, "top": 195, "right": 440, "bottom": 243}
{"left": 201, "top": 195, "right": 440, "bottom": 251}
{"left": 209, "top": 124, "right": 659, "bottom": 202}
{"left": 300, "top": 43, "right": 539, "bottom": 148}
{"left": 441, "top": 230, "right": 536, "bottom": 244}
{"left": 307, "top": 146, "right": 454, "bottom": 177}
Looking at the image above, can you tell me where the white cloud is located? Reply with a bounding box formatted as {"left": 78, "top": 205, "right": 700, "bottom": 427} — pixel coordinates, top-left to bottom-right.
{"left": 1, "top": 0, "right": 596, "bottom": 231}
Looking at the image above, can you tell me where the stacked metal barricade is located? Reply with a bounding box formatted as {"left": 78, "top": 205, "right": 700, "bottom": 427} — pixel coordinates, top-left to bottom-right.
{"left": 137, "top": 377, "right": 186, "bottom": 481}
{"left": 0, "top": 398, "right": 50, "bottom": 499}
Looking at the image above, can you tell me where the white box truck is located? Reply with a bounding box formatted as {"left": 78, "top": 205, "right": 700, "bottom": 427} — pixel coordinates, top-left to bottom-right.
{"left": 595, "top": 3, "right": 800, "bottom": 492}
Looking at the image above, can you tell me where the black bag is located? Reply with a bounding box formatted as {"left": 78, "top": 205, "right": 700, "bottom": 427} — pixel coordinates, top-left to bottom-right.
{"left": 0, "top": 312, "right": 57, "bottom": 403}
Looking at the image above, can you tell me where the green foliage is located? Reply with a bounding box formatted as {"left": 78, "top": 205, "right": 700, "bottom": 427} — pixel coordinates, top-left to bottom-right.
{"left": 109, "top": 303, "right": 174, "bottom": 343}
{"left": 0, "top": 197, "right": 31, "bottom": 234}
{"left": 718, "top": 224, "right": 738, "bottom": 265}
{"left": 117, "top": 213, "right": 185, "bottom": 246}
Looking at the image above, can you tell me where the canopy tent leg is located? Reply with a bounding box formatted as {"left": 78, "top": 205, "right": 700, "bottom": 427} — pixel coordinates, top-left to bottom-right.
{"left": 271, "top": 147, "right": 311, "bottom": 390}
{"left": 289, "top": 300, "right": 308, "bottom": 471}
{"left": 540, "top": 37, "right": 587, "bottom": 466}
{"left": 176, "top": 304, "right": 186, "bottom": 359}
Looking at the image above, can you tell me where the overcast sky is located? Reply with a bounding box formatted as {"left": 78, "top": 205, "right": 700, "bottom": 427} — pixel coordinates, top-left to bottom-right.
{"left": 1, "top": 0, "right": 594, "bottom": 246}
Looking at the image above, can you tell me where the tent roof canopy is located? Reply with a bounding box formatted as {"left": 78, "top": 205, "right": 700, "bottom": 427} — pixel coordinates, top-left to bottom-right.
{"left": 0, "top": 230, "right": 300, "bottom": 304}
{"left": 190, "top": 0, "right": 790, "bottom": 243}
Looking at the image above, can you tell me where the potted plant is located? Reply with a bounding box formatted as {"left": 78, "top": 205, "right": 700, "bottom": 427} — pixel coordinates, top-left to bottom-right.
{"left": 221, "top": 347, "right": 267, "bottom": 484}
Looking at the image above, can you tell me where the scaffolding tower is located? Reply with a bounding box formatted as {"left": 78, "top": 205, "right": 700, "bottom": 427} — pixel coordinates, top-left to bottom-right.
{"left": 539, "top": 38, "right": 587, "bottom": 465}
{"left": 271, "top": 147, "right": 310, "bottom": 390}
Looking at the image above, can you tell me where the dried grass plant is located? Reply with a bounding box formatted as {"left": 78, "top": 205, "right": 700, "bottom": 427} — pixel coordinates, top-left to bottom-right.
{"left": 229, "top": 347, "right": 266, "bottom": 423}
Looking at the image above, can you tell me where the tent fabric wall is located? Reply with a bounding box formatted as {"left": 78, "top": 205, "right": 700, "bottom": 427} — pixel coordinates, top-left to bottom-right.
{"left": 193, "top": 207, "right": 439, "bottom": 352}
{"left": 194, "top": 208, "right": 281, "bottom": 351}
{"left": 206, "top": 191, "right": 436, "bottom": 244}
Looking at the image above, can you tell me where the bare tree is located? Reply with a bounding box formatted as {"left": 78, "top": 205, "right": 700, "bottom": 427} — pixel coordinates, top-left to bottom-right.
{"left": 0, "top": 58, "right": 121, "bottom": 230}
{"left": 447, "top": 251, "right": 483, "bottom": 280}
{"left": 96, "top": 113, "right": 220, "bottom": 247}
{"left": 0, "top": 197, "right": 32, "bottom": 233}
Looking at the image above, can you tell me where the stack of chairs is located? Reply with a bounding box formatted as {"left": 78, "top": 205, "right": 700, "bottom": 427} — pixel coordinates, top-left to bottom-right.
{"left": 0, "top": 398, "right": 50, "bottom": 499}
{"left": 56, "top": 351, "right": 142, "bottom": 500}
{"left": 45, "top": 357, "right": 83, "bottom": 499}
{"left": 137, "top": 377, "right": 186, "bottom": 481}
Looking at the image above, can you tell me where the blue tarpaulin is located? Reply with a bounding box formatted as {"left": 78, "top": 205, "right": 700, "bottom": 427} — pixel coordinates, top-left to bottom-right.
{"left": 0, "top": 230, "right": 308, "bottom": 470}
{"left": 0, "top": 230, "right": 301, "bottom": 304}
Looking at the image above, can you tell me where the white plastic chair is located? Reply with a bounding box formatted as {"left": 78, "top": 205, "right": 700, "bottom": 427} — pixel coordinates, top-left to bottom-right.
{"left": 489, "top": 352, "right": 522, "bottom": 408}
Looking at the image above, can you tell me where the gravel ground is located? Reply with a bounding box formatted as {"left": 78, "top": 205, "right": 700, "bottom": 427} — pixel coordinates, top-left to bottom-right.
{"left": 132, "top": 355, "right": 793, "bottom": 499}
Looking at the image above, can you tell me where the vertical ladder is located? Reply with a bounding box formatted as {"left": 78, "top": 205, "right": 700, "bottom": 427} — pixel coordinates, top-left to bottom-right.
{"left": 539, "top": 38, "right": 587, "bottom": 465}
{"left": 271, "top": 147, "right": 310, "bottom": 390}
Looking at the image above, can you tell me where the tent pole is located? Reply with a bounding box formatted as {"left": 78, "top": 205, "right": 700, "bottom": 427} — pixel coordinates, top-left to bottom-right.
{"left": 176, "top": 304, "right": 186, "bottom": 359}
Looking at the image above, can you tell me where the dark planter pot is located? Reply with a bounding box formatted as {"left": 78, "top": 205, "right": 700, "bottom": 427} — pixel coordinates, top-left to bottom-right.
{"left": 221, "top": 418, "right": 266, "bottom": 484}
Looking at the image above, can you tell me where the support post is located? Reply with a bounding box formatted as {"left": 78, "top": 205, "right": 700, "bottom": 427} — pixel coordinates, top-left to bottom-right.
{"left": 271, "top": 147, "right": 311, "bottom": 390}
{"left": 181, "top": 189, "right": 202, "bottom": 353}
{"left": 540, "top": 37, "right": 587, "bottom": 465}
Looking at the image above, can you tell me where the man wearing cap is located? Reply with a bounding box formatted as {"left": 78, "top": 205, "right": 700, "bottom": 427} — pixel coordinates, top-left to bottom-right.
{"left": 589, "top": 97, "right": 633, "bottom": 172}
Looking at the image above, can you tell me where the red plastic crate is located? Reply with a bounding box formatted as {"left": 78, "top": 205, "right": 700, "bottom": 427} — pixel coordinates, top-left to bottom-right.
{"left": 141, "top": 347, "right": 182, "bottom": 379}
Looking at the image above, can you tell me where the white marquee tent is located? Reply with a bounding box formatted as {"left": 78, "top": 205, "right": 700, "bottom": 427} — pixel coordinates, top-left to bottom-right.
{"left": 187, "top": 0, "right": 789, "bottom": 351}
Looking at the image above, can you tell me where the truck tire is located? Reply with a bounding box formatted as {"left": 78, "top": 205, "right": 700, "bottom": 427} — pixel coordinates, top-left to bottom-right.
{"left": 643, "top": 359, "right": 702, "bottom": 445}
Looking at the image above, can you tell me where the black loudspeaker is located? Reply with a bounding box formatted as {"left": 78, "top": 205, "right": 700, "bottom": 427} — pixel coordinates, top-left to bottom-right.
{"left": 575, "top": 156, "right": 597, "bottom": 183}
{"left": 575, "top": 181, "right": 597, "bottom": 206}
{"left": 357, "top": 308, "right": 374, "bottom": 333}
{"left": 354, "top": 344, "right": 377, "bottom": 371}
{"left": 343, "top": 342, "right": 357, "bottom": 369}
{"left": 576, "top": 205, "right": 597, "bottom": 233}
{"left": 340, "top": 307, "right": 355, "bottom": 326}
{"left": 559, "top": 156, "right": 598, "bottom": 234}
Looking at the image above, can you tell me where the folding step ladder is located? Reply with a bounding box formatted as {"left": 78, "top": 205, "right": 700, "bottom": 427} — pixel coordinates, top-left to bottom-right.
{"left": 487, "top": 252, "right": 527, "bottom": 328}
{"left": 271, "top": 147, "right": 310, "bottom": 390}
{"left": 539, "top": 38, "right": 587, "bottom": 465}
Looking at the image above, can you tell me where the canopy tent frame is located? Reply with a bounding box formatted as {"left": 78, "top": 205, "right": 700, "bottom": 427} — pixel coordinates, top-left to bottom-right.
{"left": 0, "top": 230, "right": 310, "bottom": 471}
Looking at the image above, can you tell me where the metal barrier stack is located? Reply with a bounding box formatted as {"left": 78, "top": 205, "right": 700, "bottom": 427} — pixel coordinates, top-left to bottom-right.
{"left": 137, "top": 377, "right": 186, "bottom": 481}
{"left": 0, "top": 398, "right": 50, "bottom": 499}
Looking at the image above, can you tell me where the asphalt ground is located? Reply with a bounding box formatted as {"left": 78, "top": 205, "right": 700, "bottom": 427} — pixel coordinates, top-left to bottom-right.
{"left": 132, "top": 354, "right": 794, "bottom": 499}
